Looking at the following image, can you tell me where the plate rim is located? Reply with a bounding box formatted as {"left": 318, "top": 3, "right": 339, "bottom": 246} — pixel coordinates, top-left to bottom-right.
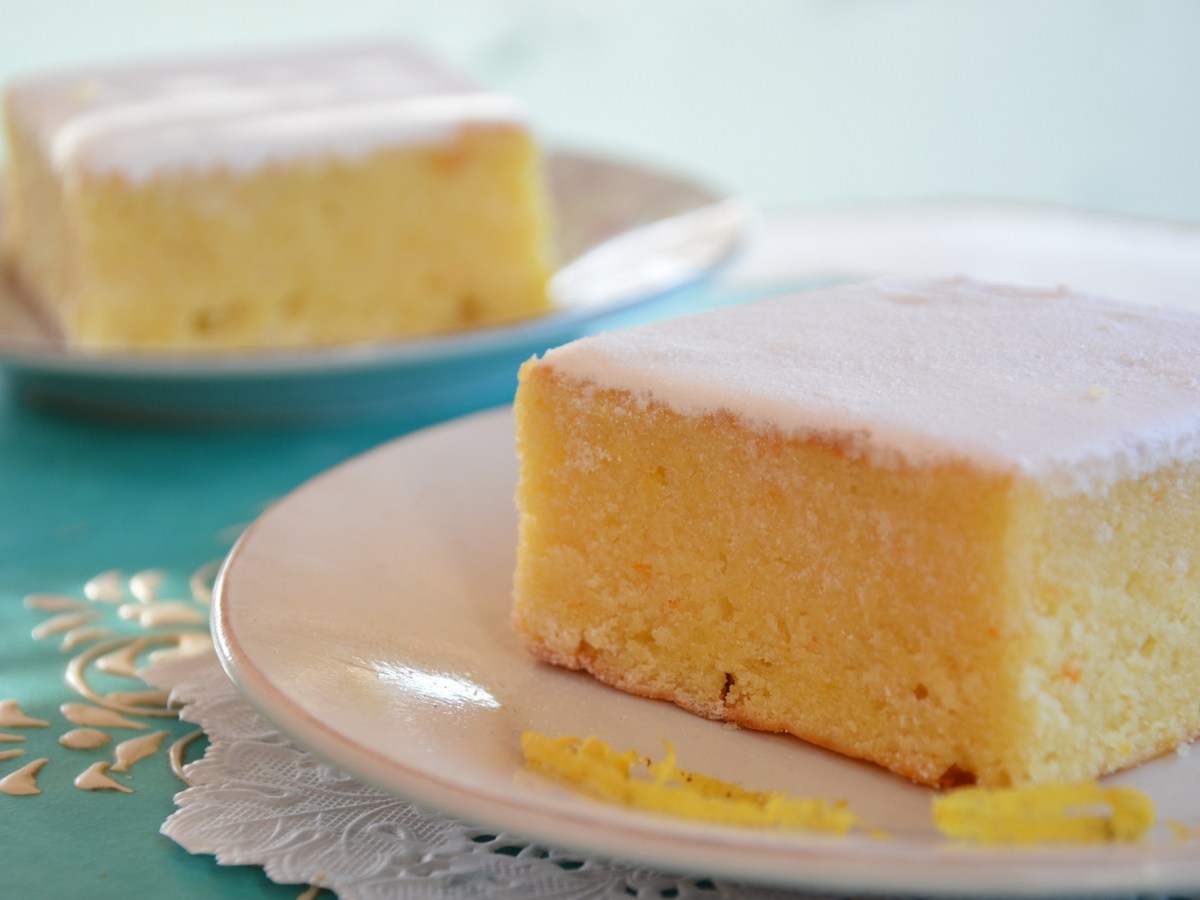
{"left": 212, "top": 406, "right": 1200, "bottom": 897}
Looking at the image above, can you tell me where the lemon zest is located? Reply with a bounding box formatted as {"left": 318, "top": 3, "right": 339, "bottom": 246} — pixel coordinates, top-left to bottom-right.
{"left": 521, "top": 731, "right": 855, "bottom": 833}
{"left": 933, "top": 782, "right": 1155, "bottom": 844}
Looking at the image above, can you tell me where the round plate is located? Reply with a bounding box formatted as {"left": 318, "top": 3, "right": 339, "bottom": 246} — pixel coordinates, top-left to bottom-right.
{"left": 213, "top": 407, "right": 1200, "bottom": 897}
{"left": 0, "top": 151, "right": 749, "bottom": 424}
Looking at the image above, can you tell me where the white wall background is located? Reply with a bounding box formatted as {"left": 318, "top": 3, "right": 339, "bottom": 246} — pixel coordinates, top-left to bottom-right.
{"left": 3, "top": 0, "right": 1198, "bottom": 223}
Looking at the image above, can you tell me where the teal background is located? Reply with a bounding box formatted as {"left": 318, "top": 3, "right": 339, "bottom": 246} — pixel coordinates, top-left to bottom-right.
{"left": 1, "top": 0, "right": 1199, "bottom": 224}
{"left": 1, "top": 1, "right": 1198, "bottom": 895}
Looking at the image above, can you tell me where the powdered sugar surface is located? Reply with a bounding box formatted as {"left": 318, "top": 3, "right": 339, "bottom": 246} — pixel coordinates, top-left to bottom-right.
{"left": 539, "top": 278, "right": 1200, "bottom": 491}
{"left": 8, "top": 42, "right": 527, "bottom": 181}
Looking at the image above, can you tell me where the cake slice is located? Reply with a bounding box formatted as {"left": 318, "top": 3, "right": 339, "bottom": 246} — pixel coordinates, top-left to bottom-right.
{"left": 512, "top": 277, "right": 1200, "bottom": 788}
{"left": 1, "top": 42, "right": 554, "bottom": 351}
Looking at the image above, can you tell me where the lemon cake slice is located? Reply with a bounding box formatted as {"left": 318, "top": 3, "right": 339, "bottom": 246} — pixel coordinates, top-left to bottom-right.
{"left": 1, "top": 42, "right": 554, "bottom": 352}
{"left": 512, "top": 277, "right": 1200, "bottom": 789}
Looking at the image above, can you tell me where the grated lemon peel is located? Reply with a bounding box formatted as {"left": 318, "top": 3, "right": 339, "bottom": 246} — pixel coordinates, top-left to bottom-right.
{"left": 932, "top": 782, "right": 1155, "bottom": 844}
{"left": 520, "top": 731, "right": 856, "bottom": 833}
{"left": 523, "top": 732, "right": 1157, "bottom": 845}
{"left": 1167, "top": 820, "right": 1200, "bottom": 841}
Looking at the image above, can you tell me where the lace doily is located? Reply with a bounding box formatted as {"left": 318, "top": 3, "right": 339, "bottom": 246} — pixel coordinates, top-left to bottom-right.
{"left": 143, "top": 648, "right": 850, "bottom": 900}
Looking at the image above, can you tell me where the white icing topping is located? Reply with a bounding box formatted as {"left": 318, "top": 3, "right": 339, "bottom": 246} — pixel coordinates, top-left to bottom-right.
{"left": 0, "top": 758, "right": 48, "bottom": 796}
{"left": 168, "top": 729, "right": 204, "bottom": 784}
{"left": 8, "top": 42, "right": 527, "bottom": 182}
{"left": 60, "top": 728, "right": 112, "bottom": 750}
{"left": 23, "top": 593, "right": 89, "bottom": 612}
{"left": 74, "top": 760, "right": 133, "bottom": 793}
{"left": 106, "top": 689, "right": 170, "bottom": 708}
{"left": 59, "top": 702, "right": 148, "bottom": 730}
{"left": 0, "top": 700, "right": 49, "bottom": 728}
{"left": 538, "top": 277, "right": 1200, "bottom": 492}
{"left": 129, "top": 569, "right": 165, "bottom": 602}
{"left": 59, "top": 625, "right": 115, "bottom": 652}
{"left": 30, "top": 610, "right": 98, "bottom": 640}
{"left": 95, "top": 642, "right": 144, "bottom": 678}
{"left": 84, "top": 570, "right": 125, "bottom": 603}
{"left": 111, "top": 729, "right": 169, "bottom": 772}
{"left": 119, "top": 600, "right": 207, "bottom": 628}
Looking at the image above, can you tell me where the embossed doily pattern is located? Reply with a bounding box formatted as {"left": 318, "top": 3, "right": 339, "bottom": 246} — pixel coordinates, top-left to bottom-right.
{"left": 144, "top": 649, "right": 846, "bottom": 900}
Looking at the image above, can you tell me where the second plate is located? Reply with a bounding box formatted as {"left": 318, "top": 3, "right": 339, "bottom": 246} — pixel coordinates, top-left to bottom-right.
{"left": 0, "top": 151, "right": 748, "bottom": 424}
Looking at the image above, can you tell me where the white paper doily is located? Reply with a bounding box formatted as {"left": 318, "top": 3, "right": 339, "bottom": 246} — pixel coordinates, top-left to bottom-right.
{"left": 143, "top": 648, "right": 846, "bottom": 900}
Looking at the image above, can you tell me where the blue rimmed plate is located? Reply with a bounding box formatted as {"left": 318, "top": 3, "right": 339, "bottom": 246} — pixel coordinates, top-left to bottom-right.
{"left": 0, "top": 150, "right": 750, "bottom": 425}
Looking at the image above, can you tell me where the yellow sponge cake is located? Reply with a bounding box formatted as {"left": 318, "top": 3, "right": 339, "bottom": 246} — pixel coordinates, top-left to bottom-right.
{"left": 1, "top": 43, "right": 554, "bottom": 352}
{"left": 512, "top": 277, "right": 1200, "bottom": 788}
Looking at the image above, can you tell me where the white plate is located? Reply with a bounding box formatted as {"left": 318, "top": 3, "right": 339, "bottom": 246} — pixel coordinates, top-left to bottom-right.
{"left": 0, "top": 151, "right": 748, "bottom": 424}
{"left": 723, "top": 201, "right": 1200, "bottom": 313}
{"left": 214, "top": 407, "right": 1200, "bottom": 897}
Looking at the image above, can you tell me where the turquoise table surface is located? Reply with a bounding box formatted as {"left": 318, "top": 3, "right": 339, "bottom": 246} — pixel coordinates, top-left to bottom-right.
{"left": 0, "top": 379, "right": 414, "bottom": 898}
{"left": 0, "top": 280, "right": 758, "bottom": 899}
